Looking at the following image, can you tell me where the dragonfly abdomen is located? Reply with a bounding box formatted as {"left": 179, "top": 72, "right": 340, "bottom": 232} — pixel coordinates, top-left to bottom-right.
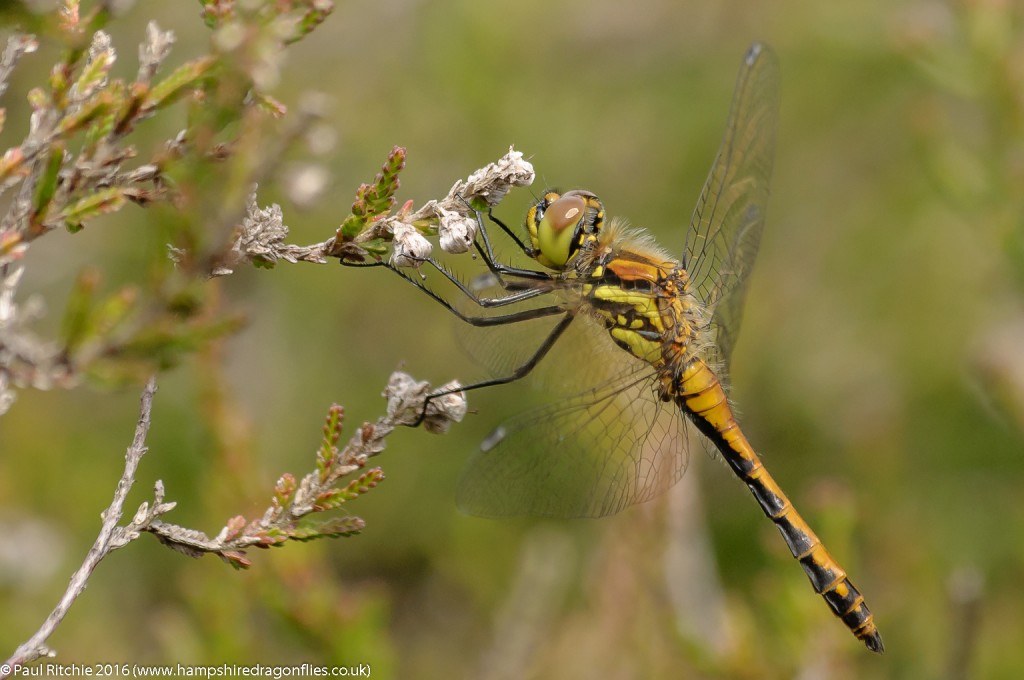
{"left": 676, "top": 357, "right": 884, "bottom": 653}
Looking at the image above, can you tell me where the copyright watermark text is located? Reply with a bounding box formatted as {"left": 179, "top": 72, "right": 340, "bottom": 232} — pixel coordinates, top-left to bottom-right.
{"left": 2, "top": 663, "right": 371, "bottom": 678}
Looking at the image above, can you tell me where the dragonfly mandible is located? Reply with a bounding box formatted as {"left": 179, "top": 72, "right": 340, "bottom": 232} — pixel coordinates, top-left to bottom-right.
{"left": 353, "top": 43, "right": 883, "bottom": 654}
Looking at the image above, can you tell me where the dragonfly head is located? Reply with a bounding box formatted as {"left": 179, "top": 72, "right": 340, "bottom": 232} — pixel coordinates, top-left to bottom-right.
{"left": 526, "top": 189, "right": 605, "bottom": 270}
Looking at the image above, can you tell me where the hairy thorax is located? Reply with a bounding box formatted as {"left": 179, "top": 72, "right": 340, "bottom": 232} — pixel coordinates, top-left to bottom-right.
{"left": 573, "top": 221, "right": 708, "bottom": 390}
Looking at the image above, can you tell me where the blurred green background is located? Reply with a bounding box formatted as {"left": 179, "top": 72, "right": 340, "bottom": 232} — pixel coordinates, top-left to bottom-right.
{"left": 2, "top": 1, "right": 1023, "bottom": 678}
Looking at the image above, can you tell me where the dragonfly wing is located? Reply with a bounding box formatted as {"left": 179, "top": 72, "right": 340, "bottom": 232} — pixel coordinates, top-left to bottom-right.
{"left": 454, "top": 287, "right": 629, "bottom": 397}
{"left": 457, "top": 360, "right": 689, "bottom": 518}
{"left": 684, "top": 43, "right": 780, "bottom": 368}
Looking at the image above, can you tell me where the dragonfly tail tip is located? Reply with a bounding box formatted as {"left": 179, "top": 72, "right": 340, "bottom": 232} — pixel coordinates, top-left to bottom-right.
{"left": 863, "top": 631, "right": 885, "bottom": 654}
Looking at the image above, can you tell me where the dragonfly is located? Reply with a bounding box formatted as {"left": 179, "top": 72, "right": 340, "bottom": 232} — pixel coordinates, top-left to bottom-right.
{"left": 354, "top": 43, "right": 882, "bottom": 653}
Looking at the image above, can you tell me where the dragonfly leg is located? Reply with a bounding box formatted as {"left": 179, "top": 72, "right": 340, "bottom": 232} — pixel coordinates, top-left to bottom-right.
{"left": 484, "top": 209, "right": 533, "bottom": 257}
{"left": 343, "top": 255, "right": 556, "bottom": 310}
{"left": 471, "top": 209, "right": 551, "bottom": 285}
{"left": 417, "top": 256, "right": 553, "bottom": 308}
{"left": 449, "top": 192, "right": 535, "bottom": 263}
{"left": 448, "top": 197, "right": 548, "bottom": 285}
{"left": 379, "top": 262, "right": 566, "bottom": 327}
{"left": 418, "top": 311, "right": 576, "bottom": 424}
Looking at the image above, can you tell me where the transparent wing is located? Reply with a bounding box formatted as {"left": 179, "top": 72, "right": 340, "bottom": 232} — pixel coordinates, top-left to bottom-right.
{"left": 684, "top": 43, "right": 780, "bottom": 367}
{"left": 457, "top": 356, "right": 689, "bottom": 518}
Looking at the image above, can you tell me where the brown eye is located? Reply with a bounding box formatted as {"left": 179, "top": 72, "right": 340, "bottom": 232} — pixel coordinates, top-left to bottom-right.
{"left": 543, "top": 195, "right": 586, "bottom": 234}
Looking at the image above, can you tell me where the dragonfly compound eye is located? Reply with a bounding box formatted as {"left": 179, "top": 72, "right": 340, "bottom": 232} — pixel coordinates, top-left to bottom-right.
{"left": 534, "top": 193, "right": 587, "bottom": 269}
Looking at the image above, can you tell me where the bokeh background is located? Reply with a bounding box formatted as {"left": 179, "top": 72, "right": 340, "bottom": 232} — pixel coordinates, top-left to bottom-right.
{"left": 2, "top": 1, "right": 1023, "bottom": 678}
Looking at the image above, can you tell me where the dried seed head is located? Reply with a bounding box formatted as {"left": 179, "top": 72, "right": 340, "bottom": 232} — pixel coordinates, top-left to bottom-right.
{"left": 138, "top": 21, "right": 176, "bottom": 83}
{"left": 390, "top": 222, "right": 432, "bottom": 268}
{"left": 423, "top": 381, "right": 467, "bottom": 434}
{"left": 235, "top": 189, "right": 288, "bottom": 264}
{"left": 384, "top": 371, "right": 429, "bottom": 426}
{"left": 383, "top": 373, "right": 466, "bottom": 434}
{"left": 464, "top": 147, "right": 535, "bottom": 207}
{"left": 438, "top": 208, "right": 477, "bottom": 254}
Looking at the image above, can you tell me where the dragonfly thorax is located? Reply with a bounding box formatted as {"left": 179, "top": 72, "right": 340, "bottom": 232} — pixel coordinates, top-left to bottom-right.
{"left": 579, "top": 235, "right": 706, "bottom": 375}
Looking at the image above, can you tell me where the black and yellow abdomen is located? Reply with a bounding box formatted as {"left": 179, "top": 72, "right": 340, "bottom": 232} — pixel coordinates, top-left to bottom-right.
{"left": 583, "top": 254, "right": 882, "bottom": 650}
{"left": 676, "top": 357, "right": 883, "bottom": 652}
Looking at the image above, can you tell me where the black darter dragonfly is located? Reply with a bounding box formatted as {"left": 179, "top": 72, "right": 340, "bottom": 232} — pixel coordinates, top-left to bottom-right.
{"left": 349, "top": 43, "right": 882, "bottom": 653}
